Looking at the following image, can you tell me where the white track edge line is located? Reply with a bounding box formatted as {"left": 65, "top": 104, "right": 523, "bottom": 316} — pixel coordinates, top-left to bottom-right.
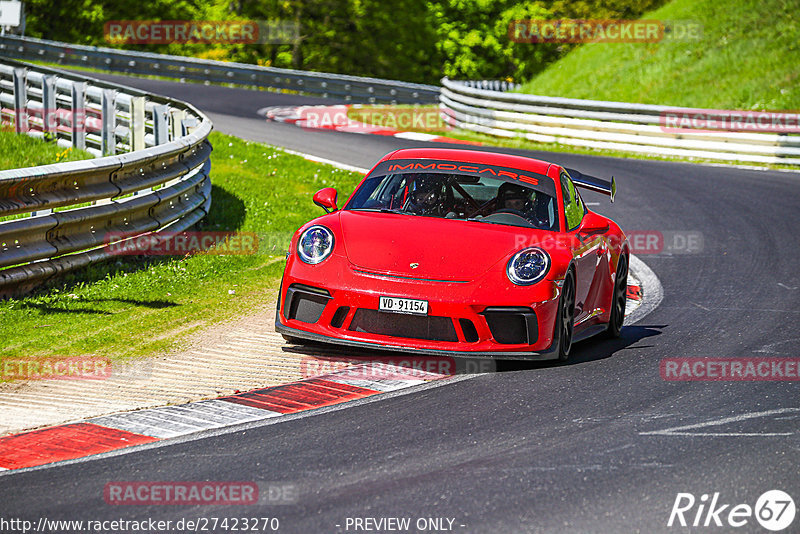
{"left": 625, "top": 254, "right": 663, "bottom": 325}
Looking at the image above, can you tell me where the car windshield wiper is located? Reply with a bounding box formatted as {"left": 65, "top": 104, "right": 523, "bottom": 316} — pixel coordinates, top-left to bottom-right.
{"left": 466, "top": 216, "right": 537, "bottom": 229}
{"left": 383, "top": 208, "right": 421, "bottom": 216}
{"left": 350, "top": 208, "right": 415, "bottom": 215}
{"left": 466, "top": 217, "right": 496, "bottom": 224}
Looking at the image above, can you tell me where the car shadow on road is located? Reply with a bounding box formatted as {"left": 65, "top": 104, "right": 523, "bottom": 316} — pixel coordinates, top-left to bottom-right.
{"left": 495, "top": 324, "right": 665, "bottom": 372}
{"left": 281, "top": 324, "right": 665, "bottom": 377}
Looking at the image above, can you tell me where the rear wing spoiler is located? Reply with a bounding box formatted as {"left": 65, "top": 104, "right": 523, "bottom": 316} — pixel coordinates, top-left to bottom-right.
{"left": 565, "top": 168, "right": 616, "bottom": 202}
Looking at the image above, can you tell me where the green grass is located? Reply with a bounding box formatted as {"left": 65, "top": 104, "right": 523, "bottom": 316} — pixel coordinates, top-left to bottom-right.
{"left": 0, "top": 131, "right": 364, "bottom": 363}
{"left": 517, "top": 0, "right": 800, "bottom": 110}
{"left": 0, "top": 129, "right": 92, "bottom": 169}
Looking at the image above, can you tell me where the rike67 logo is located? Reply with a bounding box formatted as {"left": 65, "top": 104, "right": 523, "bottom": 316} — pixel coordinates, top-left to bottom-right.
{"left": 668, "top": 490, "right": 796, "bottom": 531}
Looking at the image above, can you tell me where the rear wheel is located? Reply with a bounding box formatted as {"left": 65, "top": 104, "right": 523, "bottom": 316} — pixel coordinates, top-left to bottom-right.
{"left": 556, "top": 272, "right": 575, "bottom": 361}
{"left": 605, "top": 255, "right": 628, "bottom": 338}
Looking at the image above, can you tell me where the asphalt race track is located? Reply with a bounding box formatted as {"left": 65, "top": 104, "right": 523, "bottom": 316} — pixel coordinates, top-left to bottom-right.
{"left": 2, "top": 73, "right": 799, "bottom": 533}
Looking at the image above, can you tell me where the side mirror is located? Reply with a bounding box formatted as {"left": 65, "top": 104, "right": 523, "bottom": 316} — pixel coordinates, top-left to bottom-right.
{"left": 578, "top": 212, "right": 609, "bottom": 236}
{"left": 313, "top": 187, "right": 338, "bottom": 213}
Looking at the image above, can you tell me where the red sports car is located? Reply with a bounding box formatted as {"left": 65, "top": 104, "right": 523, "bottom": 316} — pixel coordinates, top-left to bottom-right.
{"left": 276, "top": 148, "right": 628, "bottom": 360}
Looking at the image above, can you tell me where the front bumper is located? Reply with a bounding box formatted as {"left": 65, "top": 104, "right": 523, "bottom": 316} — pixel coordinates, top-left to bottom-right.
{"left": 276, "top": 255, "right": 562, "bottom": 359}
{"left": 275, "top": 320, "right": 560, "bottom": 360}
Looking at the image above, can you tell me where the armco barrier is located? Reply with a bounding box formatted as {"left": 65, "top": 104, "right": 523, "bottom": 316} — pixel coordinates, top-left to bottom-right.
{"left": 0, "top": 58, "right": 212, "bottom": 298}
{"left": 0, "top": 35, "right": 438, "bottom": 105}
{"left": 440, "top": 78, "right": 800, "bottom": 165}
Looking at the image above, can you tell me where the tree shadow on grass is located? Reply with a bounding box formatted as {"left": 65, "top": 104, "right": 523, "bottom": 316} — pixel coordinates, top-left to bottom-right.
{"left": 18, "top": 185, "right": 247, "bottom": 300}
{"left": 18, "top": 297, "right": 180, "bottom": 315}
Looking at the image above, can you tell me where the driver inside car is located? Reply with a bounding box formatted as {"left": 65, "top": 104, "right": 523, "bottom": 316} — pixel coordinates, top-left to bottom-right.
{"left": 495, "top": 183, "right": 551, "bottom": 228}
{"left": 496, "top": 183, "right": 533, "bottom": 212}
{"left": 406, "top": 175, "right": 446, "bottom": 216}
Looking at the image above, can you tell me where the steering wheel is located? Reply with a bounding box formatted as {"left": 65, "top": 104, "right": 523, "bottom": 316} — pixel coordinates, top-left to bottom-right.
{"left": 492, "top": 208, "right": 527, "bottom": 218}
{"left": 481, "top": 209, "right": 545, "bottom": 229}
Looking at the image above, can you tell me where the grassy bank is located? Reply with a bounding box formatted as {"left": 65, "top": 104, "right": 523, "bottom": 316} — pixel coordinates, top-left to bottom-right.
{"left": 517, "top": 0, "right": 800, "bottom": 110}
{"left": 0, "top": 131, "right": 364, "bottom": 363}
{"left": 0, "top": 129, "right": 92, "bottom": 169}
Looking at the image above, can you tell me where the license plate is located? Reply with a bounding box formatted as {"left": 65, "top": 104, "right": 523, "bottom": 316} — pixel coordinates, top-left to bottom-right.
{"left": 379, "top": 296, "right": 428, "bottom": 315}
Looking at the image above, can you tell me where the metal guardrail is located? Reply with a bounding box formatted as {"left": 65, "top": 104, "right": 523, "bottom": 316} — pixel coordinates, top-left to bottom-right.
{"left": 440, "top": 78, "right": 800, "bottom": 165}
{"left": 0, "top": 58, "right": 212, "bottom": 298}
{"left": 0, "top": 35, "right": 439, "bottom": 105}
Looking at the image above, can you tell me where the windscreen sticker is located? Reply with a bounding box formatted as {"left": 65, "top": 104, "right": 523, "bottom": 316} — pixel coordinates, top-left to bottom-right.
{"left": 369, "top": 159, "right": 556, "bottom": 197}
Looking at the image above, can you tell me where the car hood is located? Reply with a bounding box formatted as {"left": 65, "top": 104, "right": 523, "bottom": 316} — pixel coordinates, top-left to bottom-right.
{"left": 339, "top": 211, "right": 537, "bottom": 281}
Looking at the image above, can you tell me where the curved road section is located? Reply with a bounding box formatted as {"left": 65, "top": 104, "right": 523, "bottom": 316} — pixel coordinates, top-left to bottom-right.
{"left": 3, "top": 73, "right": 800, "bottom": 533}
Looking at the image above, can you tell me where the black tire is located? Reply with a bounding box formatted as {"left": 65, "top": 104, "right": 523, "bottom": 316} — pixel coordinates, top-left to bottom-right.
{"left": 605, "top": 255, "right": 628, "bottom": 338}
{"left": 556, "top": 271, "right": 576, "bottom": 361}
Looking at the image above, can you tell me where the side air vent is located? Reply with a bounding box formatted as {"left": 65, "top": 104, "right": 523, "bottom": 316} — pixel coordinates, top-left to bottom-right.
{"left": 481, "top": 307, "right": 538, "bottom": 345}
{"left": 284, "top": 284, "right": 331, "bottom": 324}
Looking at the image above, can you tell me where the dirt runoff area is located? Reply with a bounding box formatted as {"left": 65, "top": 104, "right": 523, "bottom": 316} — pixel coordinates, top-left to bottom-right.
{"left": 0, "top": 294, "right": 375, "bottom": 437}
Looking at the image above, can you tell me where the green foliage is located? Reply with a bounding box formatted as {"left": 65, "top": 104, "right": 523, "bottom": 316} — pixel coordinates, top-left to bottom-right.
{"left": 24, "top": 0, "right": 201, "bottom": 48}
{"left": 22, "top": 0, "right": 670, "bottom": 84}
{"left": 429, "top": 0, "right": 555, "bottom": 82}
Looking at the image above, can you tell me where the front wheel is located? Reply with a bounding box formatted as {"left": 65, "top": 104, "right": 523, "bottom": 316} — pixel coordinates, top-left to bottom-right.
{"left": 556, "top": 272, "right": 575, "bottom": 361}
{"left": 605, "top": 255, "right": 628, "bottom": 338}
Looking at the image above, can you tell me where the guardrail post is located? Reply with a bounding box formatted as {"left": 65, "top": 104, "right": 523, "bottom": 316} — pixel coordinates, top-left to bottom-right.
{"left": 71, "top": 81, "right": 86, "bottom": 150}
{"left": 170, "top": 109, "right": 185, "bottom": 140}
{"left": 153, "top": 104, "right": 169, "bottom": 146}
{"left": 12, "top": 67, "right": 28, "bottom": 134}
{"left": 0, "top": 56, "right": 216, "bottom": 298}
{"left": 42, "top": 75, "right": 57, "bottom": 139}
{"left": 101, "top": 89, "right": 116, "bottom": 156}
{"left": 130, "top": 96, "right": 145, "bottom": 152}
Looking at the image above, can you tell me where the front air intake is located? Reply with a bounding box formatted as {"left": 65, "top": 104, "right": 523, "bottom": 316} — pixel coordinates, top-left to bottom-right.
{"left": 348, "top": 309, "right": 458, "bottom": 342}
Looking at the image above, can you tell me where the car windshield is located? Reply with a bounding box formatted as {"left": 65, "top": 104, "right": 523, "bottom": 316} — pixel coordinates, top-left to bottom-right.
{"left": 346, "top": 172, "right": 559, "bottom": 231}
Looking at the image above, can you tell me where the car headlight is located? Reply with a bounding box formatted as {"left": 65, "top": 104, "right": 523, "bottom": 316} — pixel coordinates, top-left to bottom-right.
{"left": 297, "top": 225, "right": 335, "bottom": 264}
{"left": 507, "top": 247, "right": 550, "bottom": 285}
